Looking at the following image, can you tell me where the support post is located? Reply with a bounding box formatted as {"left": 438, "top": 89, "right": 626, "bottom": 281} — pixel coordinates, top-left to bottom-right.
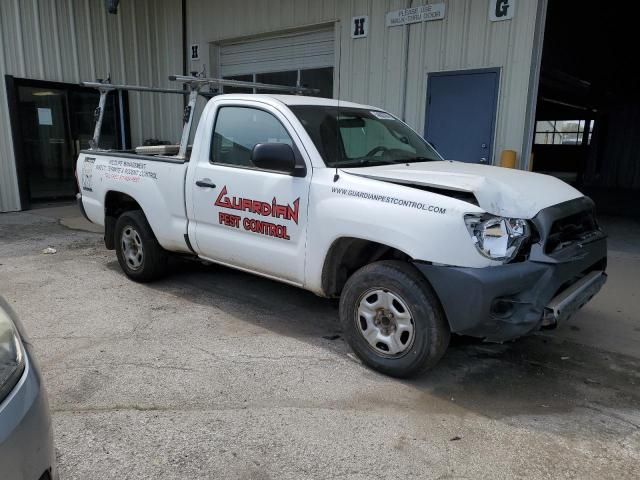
{"left": 178, "top": 85, "right": 200, "bottom": 159}
{"left": 90, "top": 88, "right": 111, "bottom": 149}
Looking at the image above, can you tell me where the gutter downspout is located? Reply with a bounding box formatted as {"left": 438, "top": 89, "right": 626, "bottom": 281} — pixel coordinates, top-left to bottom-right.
{"left": 400, "top": 0, "right": 413, "bottom": 121}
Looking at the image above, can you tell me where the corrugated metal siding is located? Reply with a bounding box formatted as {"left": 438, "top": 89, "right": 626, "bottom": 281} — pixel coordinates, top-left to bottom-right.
{"left": 188, "top": 0, "right": 539, "bottom": 166}
{"left": 402, "top": 0, "right": 540, "bottom": 165}
{"left": 0, "top": 0, "right": 183, "bottom": 212}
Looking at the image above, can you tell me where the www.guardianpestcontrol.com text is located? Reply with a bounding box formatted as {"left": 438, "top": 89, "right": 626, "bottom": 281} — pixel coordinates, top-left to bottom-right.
{"left": 331, "top": 187, "right": 446, "bottom": 214}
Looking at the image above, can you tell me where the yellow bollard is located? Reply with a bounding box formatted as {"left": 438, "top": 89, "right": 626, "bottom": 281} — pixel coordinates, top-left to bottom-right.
{"left": 500, "top": 150, "right": 517, "bottom": 169}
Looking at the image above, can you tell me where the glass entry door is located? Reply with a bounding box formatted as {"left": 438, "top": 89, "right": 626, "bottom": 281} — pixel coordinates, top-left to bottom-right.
{"left": 17, "top": 86, "right": 74, "bottom": 201}
{"left": 9, "top": 79, "right": 124, "bottom": 206}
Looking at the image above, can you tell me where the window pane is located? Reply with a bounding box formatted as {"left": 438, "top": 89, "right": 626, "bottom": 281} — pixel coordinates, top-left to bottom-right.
{"left": 223, "top": 75, "right": 253, "bottom": 94}
{"left": 256, "top": 71, "right": 298, "bottom": 94}
{"left": 300, "top": 67, "right": 334, "bottom": 98}
{"left": 290, "top": 105, "right": 440, "bottom": 166}
{"left": 556, "top": 120, "right": 580, "bottom": 133}
{"left": 536, "top": 120, "right": 555, "bottom": 133}
{"left": 534, "top": 133, "right": 551, "bottom": 145}
{"left": 211, "top": 107, "right": 292, "bottom": 167}
{"left": 559, "top": 132, "right": 579, "bottom": 145}
{"left": 534, "top": 119, "right": 597, "bottom": 145}
{"left": 340, "top": 116, "right": 417, "bottom": 159}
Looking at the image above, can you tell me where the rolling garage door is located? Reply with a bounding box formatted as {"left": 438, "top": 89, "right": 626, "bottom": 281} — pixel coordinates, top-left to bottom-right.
{"left": 218, "top": 28, "right": 334, "bottom": 97}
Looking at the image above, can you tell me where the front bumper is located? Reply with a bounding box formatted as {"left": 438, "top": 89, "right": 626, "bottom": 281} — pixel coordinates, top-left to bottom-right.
{"left": 415, "top": 198, "right": 608, "bottom": 342}
{"left": 0, "top": 345, "right": 56, "bottom": 480}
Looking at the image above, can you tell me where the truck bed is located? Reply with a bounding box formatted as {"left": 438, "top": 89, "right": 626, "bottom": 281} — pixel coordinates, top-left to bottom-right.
{"left": 76, "top": 150, "right": 192, "bottom": 253}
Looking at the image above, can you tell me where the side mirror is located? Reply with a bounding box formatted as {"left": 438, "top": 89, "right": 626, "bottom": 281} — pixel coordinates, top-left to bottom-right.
{"left": 251, "top": 143, "right": 305, "bottom": 176}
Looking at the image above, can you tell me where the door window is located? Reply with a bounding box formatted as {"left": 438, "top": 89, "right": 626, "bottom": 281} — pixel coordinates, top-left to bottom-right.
{"left": 17, "top": 86, "right": 72, "bottom": 200}
{"left": 211, "top": 107, "right": 293, "bottom": 168}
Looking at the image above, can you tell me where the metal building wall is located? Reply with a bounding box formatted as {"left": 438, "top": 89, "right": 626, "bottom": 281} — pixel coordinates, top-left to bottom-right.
{"left": 0, "top": 0, "right": 183, "bottom": 212}
{"left": 187, "top": 0, "right": 540, "bottom": 166}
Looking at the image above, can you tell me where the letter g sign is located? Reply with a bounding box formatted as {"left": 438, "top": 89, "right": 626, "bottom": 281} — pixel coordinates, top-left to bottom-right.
{"left": 489, "top": 0, "right": 515, "bottom": 22}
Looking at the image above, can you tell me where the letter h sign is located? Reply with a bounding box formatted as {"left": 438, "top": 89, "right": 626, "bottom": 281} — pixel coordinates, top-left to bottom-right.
{"left": 351, "top": 16, "right": 368, "bottom": 38}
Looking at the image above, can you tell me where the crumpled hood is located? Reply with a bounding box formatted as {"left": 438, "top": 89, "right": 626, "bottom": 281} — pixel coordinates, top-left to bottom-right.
{"left": 342, "top": 161, "right": 583, "bottom": 218}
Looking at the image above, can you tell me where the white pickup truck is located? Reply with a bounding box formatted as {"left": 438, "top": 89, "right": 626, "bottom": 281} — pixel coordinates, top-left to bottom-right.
{"left": 76, "top": 76, "right": 607, "bottom": 377}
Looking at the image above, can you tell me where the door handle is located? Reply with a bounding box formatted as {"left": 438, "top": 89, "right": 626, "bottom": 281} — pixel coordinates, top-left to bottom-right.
{"left": 480, "top": 157, "right": 488, "bottom": 163}
{"left": 195, "top": 179, "right": 216, "bottom": 188}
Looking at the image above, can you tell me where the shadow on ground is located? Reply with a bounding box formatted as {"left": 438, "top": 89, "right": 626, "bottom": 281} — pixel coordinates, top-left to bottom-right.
{"left": 123, "top": 257, "right": 640, "bottom": 427}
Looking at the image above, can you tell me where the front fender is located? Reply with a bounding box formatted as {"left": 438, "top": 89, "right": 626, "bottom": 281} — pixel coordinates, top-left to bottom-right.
{"left": 304, "top": 169, "right": 491, "bottom": 293}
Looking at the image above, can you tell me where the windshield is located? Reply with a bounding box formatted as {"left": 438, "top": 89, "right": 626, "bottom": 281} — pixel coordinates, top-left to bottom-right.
{"left": 290, "top": 105, "right": 441, "bottom": 167}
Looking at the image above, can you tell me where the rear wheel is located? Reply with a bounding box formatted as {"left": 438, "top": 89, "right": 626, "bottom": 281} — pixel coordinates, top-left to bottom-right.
{"left": 115, "top": 210, "right": 167, "bottom": 282}
{"left": 339, "top": 260, "right": 450, "bottom": 377}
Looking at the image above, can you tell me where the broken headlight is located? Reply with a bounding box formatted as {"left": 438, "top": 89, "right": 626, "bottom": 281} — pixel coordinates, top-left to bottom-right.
{"left": 0, "top": 304, "right": 25, "bottom": 403}
{"left": 464, "top": 214, "right": 530, "bottom": 263}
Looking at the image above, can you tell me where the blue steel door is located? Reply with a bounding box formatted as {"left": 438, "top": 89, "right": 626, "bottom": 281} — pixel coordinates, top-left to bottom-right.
{"left": 424, "top": 69, "right": 499, "bottom": 163}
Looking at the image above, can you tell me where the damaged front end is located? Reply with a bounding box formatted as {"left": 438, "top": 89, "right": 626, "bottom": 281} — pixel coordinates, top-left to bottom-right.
{"left": 414, "top": 196, "right": 607, "bottom": 342}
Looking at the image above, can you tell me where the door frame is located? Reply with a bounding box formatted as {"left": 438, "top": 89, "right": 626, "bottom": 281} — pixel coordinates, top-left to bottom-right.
{"left": 423, "top": 67, "right": 501, "bottom": 165}
{"left": 186, "top": 98, "right": 313, "bottom": 285}
{"left": 521, "top": 0, "right": 549, "bottom": 171}
{"left": 4, "top": 75, "right": 131, "bottom": 210}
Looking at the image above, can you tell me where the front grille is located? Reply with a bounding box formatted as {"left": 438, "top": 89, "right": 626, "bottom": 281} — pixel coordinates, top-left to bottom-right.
{"left": 545, "top": 208, "right": 599, "bottom": 254}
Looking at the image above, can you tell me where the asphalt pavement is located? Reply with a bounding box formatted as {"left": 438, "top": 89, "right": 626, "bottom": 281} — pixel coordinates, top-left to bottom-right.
{"left": 0, "top": 203, "right": 638, "bottom": 479}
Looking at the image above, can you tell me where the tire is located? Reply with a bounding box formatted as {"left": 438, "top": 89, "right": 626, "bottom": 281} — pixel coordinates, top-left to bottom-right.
{"left": 114, "top": 210, "right": 167, "bottom": 282}
{"left": 339, "top": 260, "right": 450, "bottom": 378}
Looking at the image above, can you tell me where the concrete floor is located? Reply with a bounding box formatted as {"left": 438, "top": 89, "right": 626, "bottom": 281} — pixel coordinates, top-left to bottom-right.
{"left": 0, "top": 203, "right": 638, "bottom": 479}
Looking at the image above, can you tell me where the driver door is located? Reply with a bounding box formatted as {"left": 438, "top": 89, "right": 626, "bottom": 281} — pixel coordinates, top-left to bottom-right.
{"left": 188, "top": 103, "right": 311, "bottom": 284}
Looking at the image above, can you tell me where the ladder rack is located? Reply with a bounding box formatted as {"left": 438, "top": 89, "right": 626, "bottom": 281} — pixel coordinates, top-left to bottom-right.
{"left": 82, "top": 74, "right": 319, "bottom": 158}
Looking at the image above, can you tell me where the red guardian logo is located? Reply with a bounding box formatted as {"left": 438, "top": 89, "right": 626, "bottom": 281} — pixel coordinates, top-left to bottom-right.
{"left": 214, "top": 186, "right": 300, "bottom": 240}
{"left": 214, "top": 186, "right": 300, "bottom": 224}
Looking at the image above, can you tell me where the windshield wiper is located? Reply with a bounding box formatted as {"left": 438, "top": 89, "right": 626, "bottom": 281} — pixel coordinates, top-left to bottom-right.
{"left": 392, "top": 156, "right": 433, "bottom": 163}
{"left": 332, "top": 158, "right": 389, "bottom": 168}
{"left": 331, "top": 156, "right": 435, "bottom": 168}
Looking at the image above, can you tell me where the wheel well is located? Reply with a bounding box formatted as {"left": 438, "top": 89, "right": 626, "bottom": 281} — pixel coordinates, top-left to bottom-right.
{"left": 321, "top": 238, "right": 412, "bottom": 297}
{"left": 104, "top": 191, "right": 142, "bottom": 250}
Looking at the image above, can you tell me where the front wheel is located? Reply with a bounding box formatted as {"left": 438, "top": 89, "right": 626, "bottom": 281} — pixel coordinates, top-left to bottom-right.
{"left": 115, "top": 210, "right": 167, "bottom": 282}
{"left": 339, "top": 260, "right": 450, "bottom": 378}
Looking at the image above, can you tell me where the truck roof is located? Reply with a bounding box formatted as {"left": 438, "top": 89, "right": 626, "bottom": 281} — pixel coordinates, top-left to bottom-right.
{"left": 212, "top": 94, "right": 379, "bottom": 111}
